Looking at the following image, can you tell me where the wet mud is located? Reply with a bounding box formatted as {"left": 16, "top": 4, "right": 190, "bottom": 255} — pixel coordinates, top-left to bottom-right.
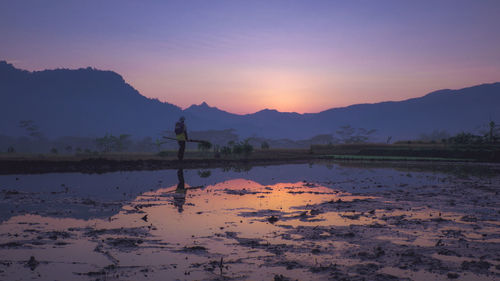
{"left": 0, "top": 162, "right": 499, "bottom": 280}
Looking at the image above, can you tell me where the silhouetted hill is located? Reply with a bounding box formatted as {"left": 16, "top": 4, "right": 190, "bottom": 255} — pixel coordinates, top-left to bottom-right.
{"left": 311, "top": 83, "right": 500, "bottom": 140}
{"left": 0, "top": 61, "right": 185, "bottom": 138}
{"left": 1, "top": 61, "right": 498, "bottom": 141}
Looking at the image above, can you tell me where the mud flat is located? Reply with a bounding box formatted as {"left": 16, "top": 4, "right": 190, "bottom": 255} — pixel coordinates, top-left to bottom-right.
{"left": 0, "top": 162, "right": 499, "bottom": 280}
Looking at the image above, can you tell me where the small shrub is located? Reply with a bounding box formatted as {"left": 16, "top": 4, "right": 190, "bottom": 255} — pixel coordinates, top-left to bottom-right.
{"left": 232, "top": 140, "right": 253, "bottom": 157}
{"left": 242, "top": 142, "right": 253, "bottom": 156}
{"left": 221, "top": 146, "right": 232, "bottom": 156}
{"left": 232, "top": 143, "right": 243, "bottom": 155}
{"left": 157, "top": 150, "right": 170, "bottom": 157}
{"left": 198, "top": 141, "right": 212, "bottom": 152}
{"left": 261, "top": 141, "right": 270, "bottom": 150}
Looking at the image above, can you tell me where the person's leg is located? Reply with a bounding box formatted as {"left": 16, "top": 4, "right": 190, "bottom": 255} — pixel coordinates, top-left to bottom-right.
{"left": 178, "top": 141, "right": 186, "bottom": 160}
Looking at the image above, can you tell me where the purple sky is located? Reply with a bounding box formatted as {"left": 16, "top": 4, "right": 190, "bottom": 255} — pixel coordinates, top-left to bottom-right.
{"left": 2, "top": 0, "right": 500, "bottom": 114}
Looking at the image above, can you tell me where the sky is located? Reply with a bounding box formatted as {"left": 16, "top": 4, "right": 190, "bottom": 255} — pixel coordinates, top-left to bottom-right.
{"left": 1, "top": 0, "right": 500, "bottom": 114}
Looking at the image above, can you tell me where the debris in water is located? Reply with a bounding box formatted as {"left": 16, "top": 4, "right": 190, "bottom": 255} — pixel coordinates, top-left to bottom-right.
{"left": 26, "top": 256, "right": 39, "bottom": 271}
{"left": 267, "top": 216, "right": 279, "bottom": 224}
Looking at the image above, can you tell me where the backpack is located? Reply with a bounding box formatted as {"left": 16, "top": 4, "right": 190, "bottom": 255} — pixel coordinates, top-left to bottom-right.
{"left": 174, "top": 122, "right": 185, "bottom": 135}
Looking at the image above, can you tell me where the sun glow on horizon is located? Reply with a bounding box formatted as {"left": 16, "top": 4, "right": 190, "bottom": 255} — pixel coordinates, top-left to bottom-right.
{"left": 3, "top": 1, "right": 500, "bottom": 114}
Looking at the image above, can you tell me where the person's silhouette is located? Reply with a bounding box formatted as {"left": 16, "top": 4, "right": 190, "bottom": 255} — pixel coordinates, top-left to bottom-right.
{"left": 174, "top": 117, "right": 188, "bottom": 161}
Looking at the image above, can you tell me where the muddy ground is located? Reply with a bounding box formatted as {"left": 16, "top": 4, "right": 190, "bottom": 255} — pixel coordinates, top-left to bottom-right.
{"left": 0, "top": 161, "right": 499, "bottom": 280}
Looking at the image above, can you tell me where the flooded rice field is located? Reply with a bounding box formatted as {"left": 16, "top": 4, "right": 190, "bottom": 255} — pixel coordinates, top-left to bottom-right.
{"left": 0, "top": 161, "right": 499, "bottom": 281}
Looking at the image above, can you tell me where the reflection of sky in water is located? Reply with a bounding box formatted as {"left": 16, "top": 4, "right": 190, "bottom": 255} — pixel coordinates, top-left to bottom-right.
{"left": 0, "top": 162, "right": 454, "bottom": 222}
{"left": 0, "top": 162, "right": 499, "bottom": 280}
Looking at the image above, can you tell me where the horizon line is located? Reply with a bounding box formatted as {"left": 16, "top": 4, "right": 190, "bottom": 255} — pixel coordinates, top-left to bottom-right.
{"left": 3, "top": 59, "right": 499, "bottom": 116}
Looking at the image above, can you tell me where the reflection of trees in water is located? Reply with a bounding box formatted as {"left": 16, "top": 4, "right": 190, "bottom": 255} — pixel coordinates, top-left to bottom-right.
{"left": 221, "top": 165, "right": 253, "bottom": 173}
{"left": 334, "top": 161, "right": 500, "bottom": 179}
{"left": 198, "top": 170, "right": 211, "bottom": 178}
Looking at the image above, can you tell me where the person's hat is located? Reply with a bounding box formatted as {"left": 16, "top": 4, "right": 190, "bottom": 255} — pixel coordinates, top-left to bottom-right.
{"left": 179, "top": 116, "right": 185, "bottom": 122}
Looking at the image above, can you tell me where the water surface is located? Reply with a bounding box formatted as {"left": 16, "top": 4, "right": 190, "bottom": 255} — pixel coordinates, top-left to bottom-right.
{"left": 1, "top": 162, "right": 499, "bottom": 280}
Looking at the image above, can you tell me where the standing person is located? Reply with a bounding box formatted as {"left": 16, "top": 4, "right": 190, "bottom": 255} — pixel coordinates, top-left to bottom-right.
{"left": 174, "top": 116, "right": 188, "bottom": 161}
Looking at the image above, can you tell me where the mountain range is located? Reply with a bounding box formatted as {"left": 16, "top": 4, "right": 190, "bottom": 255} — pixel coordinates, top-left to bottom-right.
{"left": 1, "top": 60, "right": 499, "bottom": 141}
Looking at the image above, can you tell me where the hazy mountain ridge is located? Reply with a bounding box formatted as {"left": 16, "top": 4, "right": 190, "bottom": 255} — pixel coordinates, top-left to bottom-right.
{"left": 0, "top": 61, "right": 183, "bottom": 138}
{"left": 1, "top": 61, "right": 499, "bottom": 141}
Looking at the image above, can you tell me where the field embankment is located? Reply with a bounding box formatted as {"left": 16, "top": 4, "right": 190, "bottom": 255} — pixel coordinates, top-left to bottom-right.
{"left": 311, "top": 143, "right": 500, "bottom": 162}
{"left": 0, "top": 149, "right": 313, "bottom": 174}
{"left": 1, "top": 144, "right": 499, "bottom": 174}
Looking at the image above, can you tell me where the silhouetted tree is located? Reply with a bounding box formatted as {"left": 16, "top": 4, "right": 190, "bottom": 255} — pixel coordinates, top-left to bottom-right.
{"left": 136, "top": 137, "right": 155, "bottom": 152}
{"left": 96, "top": 134, "right": 114, "bottom": 152}
{"left": 232, "top": 140, "right": 253, "bottom": 157}
{"left": 221, "top": 146, "right": 232, "bottom": 156}
{"left": 336, "top": 125, "right": 377, "bottom": 144}
{"left": 448, "top": 132, "right": 484, "bottom": 144}
{"left": 242, "top": 141, "right": 253, "bottom": 156}
{"left": 115, "top": 134, "right": 131, "bottom": 152}
{"left": 261, "top": 141, "right": 270, "bottom": 149}
{"left": 95, "top": 133, "right": 131, "bottom": 152}
{"left": 198, "top": 141, "right": 212, "bottom": 152}
{"left": 310, "top": 134, "right": 335, "bottom": 145}
{"left": 154, "top": 139, "right": 164, "bottom": 152}
{"left": 488, "top": 121, "right": 499, "bottom": 143}
{"left": 419, "top": 130, "right": 450, "bottom": 142}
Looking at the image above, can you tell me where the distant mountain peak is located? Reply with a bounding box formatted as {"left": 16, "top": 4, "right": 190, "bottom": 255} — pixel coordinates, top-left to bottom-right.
{"left": 0, "top": 60, "right": 13, "bottom": 67}
{"left": 0, "top": 60, "right": 22, "bottom": 73}
{"left": 186, "top": 101, "right": 215, "bottom": 111}
{"left": 252, "top": 108, "right": 301, "bottom": 116}
{"left": 255, "top": 108, "right": 278, "bottom": 114}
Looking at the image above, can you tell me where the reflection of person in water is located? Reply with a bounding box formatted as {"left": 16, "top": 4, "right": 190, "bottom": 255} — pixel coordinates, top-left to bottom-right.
{"left": 173, "top": 169, "right": 187, "bottom": 213}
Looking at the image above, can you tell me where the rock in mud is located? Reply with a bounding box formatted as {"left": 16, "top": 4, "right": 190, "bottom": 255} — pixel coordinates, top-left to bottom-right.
{"left": 267, "top": 216, "right": 279, "bottom": 224}
{"left": 461, "top": 260, "right": 491, "bottom": 273}
{"left": 106, "top": 238, "right": 143, "bottom": 248}
{"left": 309, "top": 209, "right": 322, "bottom": 216}
{"left": 274, "top": 274, "right": 292, "bottom": 281}
{"left": 182, "top": 245, "right": 207, "bottom": 252}
{"left": 26, "top": 256, "right": 39, "bottom": 271}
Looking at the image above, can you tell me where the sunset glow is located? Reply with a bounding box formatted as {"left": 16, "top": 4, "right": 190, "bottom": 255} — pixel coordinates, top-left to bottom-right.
{"left": 2, "top": 1, "right": 500, "bottom": 114}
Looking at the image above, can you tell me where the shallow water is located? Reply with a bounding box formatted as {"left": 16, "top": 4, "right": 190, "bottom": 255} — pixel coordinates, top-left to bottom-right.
{"left": 0, "top": 162, "right": 499, "bottom": 280}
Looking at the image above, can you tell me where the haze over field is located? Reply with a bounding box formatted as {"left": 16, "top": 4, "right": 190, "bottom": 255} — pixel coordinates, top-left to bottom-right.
{"left": 1, "top": 61, "right": 499, "bottom": 143}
